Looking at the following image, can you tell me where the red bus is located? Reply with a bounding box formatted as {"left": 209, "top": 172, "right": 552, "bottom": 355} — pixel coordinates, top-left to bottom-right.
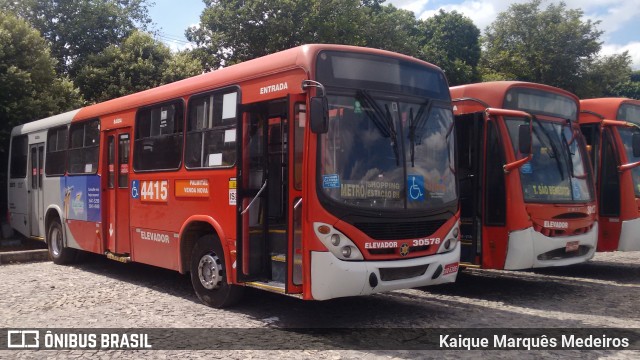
{"left": 579, "top": 98, "right": 640, "bottom": 251}
{"left": 7, "top": 44, "right": 461, "bottom": 307}
{"left": 450, "top": 81, "right": 597, "bottom": 269}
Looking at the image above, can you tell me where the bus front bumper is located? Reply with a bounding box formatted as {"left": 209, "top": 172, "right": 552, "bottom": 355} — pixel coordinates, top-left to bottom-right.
{"left": 504, "top": 222, "right": 598, "bottom": 270}
{"left": 310, "top": 242, "right": 460, "bottom": 301}
{"left": 619, "top": 218, "right": 640, "bottom": 251}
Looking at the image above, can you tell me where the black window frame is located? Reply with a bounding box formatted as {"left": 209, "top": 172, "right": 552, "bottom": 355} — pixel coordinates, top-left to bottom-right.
{"left": 67, "top": 118, "right": 100, "bottom": 175}
{"left": 45, "top": 125, "right": 68, "bottom": 176}
{"left": 9, "top": 135, "right": 28, "bottom": 179}
{"left": 185, "top": 86, "right": 240, "bottom": 170}
{"left": 133, "top": 99, "right": 185, "bottom": 172}
{"left": 483, "top": 120, "right": 507, "bottom": 226}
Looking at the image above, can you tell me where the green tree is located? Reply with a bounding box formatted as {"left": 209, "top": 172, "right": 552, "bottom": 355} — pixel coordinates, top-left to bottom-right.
{"left": 481, "top": 0, "right": 603, "bottom": 92}
{"left": 576, "top": 52, "right": 632, "bottom": 98}
{"left": 419, "top": 10, "right": 481, "bottom": 85}
{"left": 187, "top": 0, "right": 368, "bottom": 69}
{"left": 0, "top": 0, "right": 153, "bottom": 76}
{"left": 361, "top": 4, "right": 422, "bottom": 58}
{"left": 75, "top": 31, "right": 201, "bottom": 103}
{"left": 0, "top": 12, "right": 83, "bottom": 200}
{"left": 0, "top": 12, "right": 83, "bottom": 142}
{"left": 609, "top": 70, "right": 640, "bottom": 99}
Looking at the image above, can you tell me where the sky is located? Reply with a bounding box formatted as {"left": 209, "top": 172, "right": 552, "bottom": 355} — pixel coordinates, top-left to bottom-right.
{"left": 149, "top": 0, "right": 640, "bottom": 70}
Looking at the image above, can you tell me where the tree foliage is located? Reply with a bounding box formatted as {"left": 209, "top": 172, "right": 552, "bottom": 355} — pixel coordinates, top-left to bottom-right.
{"left": 576, "top": 52, "right": 632, "bottom": 98}
{"left": 608, "top": 70, "right": 640, "bottom": 99}
{"left": 0, "top": 0, "right": 153, "bottom": 76}
{"left": 0, "top": 13, "right": 83, "bottom": 133}
{"left": 74, "top": 31, "right": 202, "bottom": 103}
{"left": 0, "top": 12, "right": 83, "bottom": 165}
{"left": 419, "top": 10, "right": 481, "bottom": 86}
{"left": 481, "top": 0, "right": 603, "bottom": 93}
{"left": 187, "top": 0, "right": 371, "bottom": 69}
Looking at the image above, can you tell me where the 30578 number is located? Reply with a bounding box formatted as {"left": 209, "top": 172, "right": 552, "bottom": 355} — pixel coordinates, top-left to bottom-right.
{"left": 412, "top": 238, "right": 441, "bottom": 246}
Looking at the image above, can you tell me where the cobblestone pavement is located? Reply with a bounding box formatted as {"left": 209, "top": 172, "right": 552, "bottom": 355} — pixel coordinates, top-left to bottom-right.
{"left": 0, "top": 251, "right": 638, "bottom": 359}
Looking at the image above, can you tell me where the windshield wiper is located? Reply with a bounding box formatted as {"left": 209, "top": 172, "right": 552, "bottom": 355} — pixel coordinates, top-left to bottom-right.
{"left": 356, "top": 90, "right": 400, "bottom": 165}
{"left": 531, "top": 116, "right": 565, "bottom": 180}
{"left": 408, "top": 100, "right": 432, "bottom": 167}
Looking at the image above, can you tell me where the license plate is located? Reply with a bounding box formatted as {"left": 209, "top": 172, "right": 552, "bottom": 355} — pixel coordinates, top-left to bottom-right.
{"left": 443, "top": 262, "right": 459, "bottom": 275}
{"left": 565, "top": 241, "right": 579, "bottom": 252}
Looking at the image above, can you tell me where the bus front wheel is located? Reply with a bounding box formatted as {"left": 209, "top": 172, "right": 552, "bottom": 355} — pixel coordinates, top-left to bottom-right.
{"left": 190, "top": 235, "right": 243, "bottom": 308}
{"left": 47, "top": 219, "right": 77, "bottom": 265}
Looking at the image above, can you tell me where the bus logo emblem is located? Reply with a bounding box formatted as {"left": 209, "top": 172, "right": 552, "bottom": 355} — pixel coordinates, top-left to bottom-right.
{"left": 399, "top": 243, "right": 410, "bottom": 257}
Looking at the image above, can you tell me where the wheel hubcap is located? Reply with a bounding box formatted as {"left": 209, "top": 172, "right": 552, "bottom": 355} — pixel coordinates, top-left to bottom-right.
{"left": 198, "top": 253, "right": 222, "bottom": 290}
{"left": 51, "top": 227, "right": 62, "bottom": 257}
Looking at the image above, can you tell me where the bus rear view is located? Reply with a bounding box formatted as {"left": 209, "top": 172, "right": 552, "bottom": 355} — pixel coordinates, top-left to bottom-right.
{"left": 579, "top": 98, "right": 640, "bottom": 251}
{"left": 451, "top": 81, "right": 597, "bottom": 270}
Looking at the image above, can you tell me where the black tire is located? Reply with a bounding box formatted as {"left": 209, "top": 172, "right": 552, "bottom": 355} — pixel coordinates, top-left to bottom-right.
{"left": 190, "top": 235, "right": 243, "bottom": 308}
{"left": 47, "top": 219, "right": 77, "bottom": 265}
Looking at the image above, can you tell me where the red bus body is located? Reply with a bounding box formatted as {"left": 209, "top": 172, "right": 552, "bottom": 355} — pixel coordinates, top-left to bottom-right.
{"left": 8, "top": 44, "right": 461, "bottom": 306}
{"left": 451, "top": 81, "right": 597, "bottom": 270}
{"left": 579, "top": 98, "right": 640, "bottom": 251}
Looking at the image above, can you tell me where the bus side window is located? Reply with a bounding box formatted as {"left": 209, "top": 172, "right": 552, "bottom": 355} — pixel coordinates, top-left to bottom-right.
{"left": 10, "top": 135, "right": 28, "bottom": 179}
{"left": 68, "top": 119, "right": 99, "bottom": 174}
{"left": 186, "top": 89, "right": 238, "bottom": 169}
{"left": 484, "top": 121, "right": 506, "bottom": 226}
{"left": 45, "top": 126, "right": 68, "bottom": 176}
{"left": 133, "top": 100, "right": 184, "bottom": 171}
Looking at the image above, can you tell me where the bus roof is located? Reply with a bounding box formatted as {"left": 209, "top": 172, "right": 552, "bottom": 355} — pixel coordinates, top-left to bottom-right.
{"left": 451, "top": 81, "right": 579, "bottom": 114}
{"left": 580, "top": 98, "right": 640, "bottom": 123}
{"left": 74, "top": 44, "right": 442, "bottom": 122}
{"left": 10, "top": 109, "right": 80, "bottom": 137}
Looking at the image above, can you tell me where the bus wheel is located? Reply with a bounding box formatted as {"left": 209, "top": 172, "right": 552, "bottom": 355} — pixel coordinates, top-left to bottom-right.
{"left": 47, "top": 219, "right": 77, "bottom": 265}
{"left": 190, "top": 235, "right": 243, "bottom": 308}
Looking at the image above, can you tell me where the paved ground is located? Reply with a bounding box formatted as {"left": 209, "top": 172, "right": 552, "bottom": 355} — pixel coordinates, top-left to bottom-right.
{"left": 0, "top": 251, "right": 638, "bottom": 359}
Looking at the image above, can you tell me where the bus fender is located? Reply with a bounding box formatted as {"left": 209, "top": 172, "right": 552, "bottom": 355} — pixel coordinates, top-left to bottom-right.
{"left": 177, "top": 215, "right": 229, "bottom": 275}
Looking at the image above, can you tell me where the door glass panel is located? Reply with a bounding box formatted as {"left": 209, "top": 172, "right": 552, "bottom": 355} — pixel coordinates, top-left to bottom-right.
{"left": 108, "top": 136, "right": 115, "bottom": 189}
{"left": 118, "top": 134, "right": 130, "bottom": 188}
{"left": 31, "top": 147, "right": 37, "bottom": 189}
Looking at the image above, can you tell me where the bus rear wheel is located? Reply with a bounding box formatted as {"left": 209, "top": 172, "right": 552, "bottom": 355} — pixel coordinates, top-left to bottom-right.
{"left": 190, "top": 235, "right": 243, "bottom": 308}
{"left": 47, "top": 219, "right": 77, "bottom": 265}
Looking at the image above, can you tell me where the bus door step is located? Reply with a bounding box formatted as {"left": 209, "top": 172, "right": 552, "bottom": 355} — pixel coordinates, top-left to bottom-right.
{"left": 105, "top": 251, "right": 131, "bottom": 263}
{"left": 271, "top": 254, "right": 286, "bottom": 283}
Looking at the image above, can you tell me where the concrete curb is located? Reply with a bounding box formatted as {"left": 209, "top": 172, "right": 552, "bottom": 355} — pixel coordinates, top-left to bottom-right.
{"left": 0, "top": 250, "right": 50, "bottom": 265}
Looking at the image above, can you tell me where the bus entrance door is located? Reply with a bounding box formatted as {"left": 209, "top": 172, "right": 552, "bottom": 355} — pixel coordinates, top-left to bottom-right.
{"left": 455, "top": 112, "right": 483, "bottom": 265}
{"left": 104, "top": 129, "right": 132, "bottom": 257}
{"left": 29, "top": 143, "right": 45, "bottom": 238}
{"left": 237, "top": 100, "right": 290, "bottom": 290}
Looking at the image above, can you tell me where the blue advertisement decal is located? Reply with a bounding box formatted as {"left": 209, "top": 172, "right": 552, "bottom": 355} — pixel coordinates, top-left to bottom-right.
{"left": 322, "top": 174, "right": 341, "bottom": 189}
{"left": 61, "top": 175, "right": 101, "bottom": 222}
{"left": 407, "top": 175, "right": 425, "bottom": 202}
{"left": 520, "top": 162, "right": 532, "bottom": 174}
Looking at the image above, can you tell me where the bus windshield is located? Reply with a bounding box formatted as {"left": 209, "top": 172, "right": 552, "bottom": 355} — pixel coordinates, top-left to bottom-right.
{"left": 618, "top": 127, "right": 640, "bottom": 197}
{"left": 618, "top": 103, "right": 640, "bottom": 125}
{"left": 318, "top": 92, "right": 457, "bottom": 210}
{"left": 506, "top": 118, "right": 593, "bottom": 203}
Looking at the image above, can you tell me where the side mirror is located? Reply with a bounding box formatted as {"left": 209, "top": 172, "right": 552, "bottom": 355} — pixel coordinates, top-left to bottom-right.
{"left": 633, "top": 132, "right": 640, "bottom": 158}
{"left": 518, "top": 124, "right": 532, "bottom": 155}
{"left": 310, "top": 96, "right": 328, "bottom": 134}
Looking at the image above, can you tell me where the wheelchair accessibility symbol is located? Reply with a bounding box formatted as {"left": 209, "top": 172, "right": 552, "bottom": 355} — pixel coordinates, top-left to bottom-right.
{"left": 407, "top": 175, "right": 425, "bottom": 202}
{"left": 131, "top": 180, "right": 140, "bottom": 199}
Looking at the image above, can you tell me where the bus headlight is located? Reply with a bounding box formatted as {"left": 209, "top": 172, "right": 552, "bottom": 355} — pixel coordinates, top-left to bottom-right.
{"left": 314, "top": 222, "right": 364, "bottom": 261}
{"left": 437, "top": 222, "right": 460, "bottom": 254}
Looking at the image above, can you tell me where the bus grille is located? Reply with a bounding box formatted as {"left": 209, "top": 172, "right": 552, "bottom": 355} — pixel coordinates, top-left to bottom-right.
{"left": 379, "top": 265, "right": 429, "bottom": 281}
{"left": 537, "top": 245, "right": 591, "bottom": 261}
{"left": 354, "top": 219, "right": 447, "bottom": 240}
